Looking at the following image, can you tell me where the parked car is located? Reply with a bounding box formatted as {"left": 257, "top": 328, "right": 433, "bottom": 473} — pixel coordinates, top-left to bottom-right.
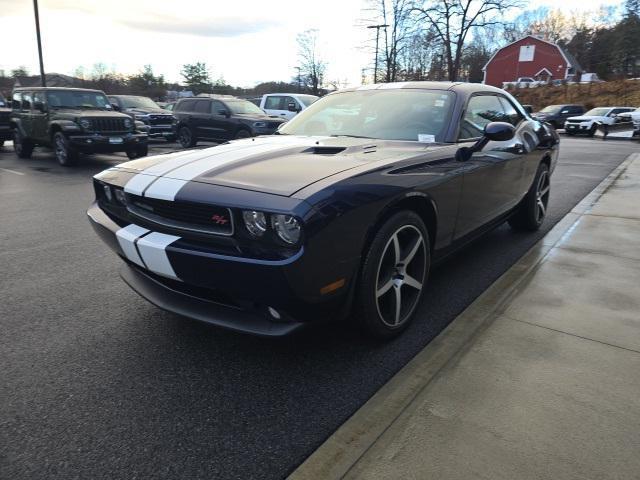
{"left": 615, "top": 107, "right": 640, "bottom": 133}
{"left": 532, "top": 104, "right": 584, "bottom": 129}
{"left": 502, "top": 77, "right": 544, "bottom": 89}
{"left": 88, "top": 81, "right": 559, "bottom": 338}
{"left": 564, "top": 106, "right": 636, "bottom": 136}
{"left": 172, "top": 95, "right": 286, "bottom": 148}
{"left": 260, "top": 93, "right": 318, "bottom": 120}
{"left": 0, "top": 104, "right": 11, "bottom": 147}
{"left": 0, "top": 93, "right": 7, "bottom": 107}
{"left": 10, "top": 87, "right": 148, "bottom": 166}
{"left": 108, "top": 95, "right": 176, "bottom": 142}
{"left": 579, "top": 73, "right": 604, "bottom": 83}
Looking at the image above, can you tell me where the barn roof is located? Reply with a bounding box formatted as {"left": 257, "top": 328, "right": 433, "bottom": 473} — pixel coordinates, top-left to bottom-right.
{"left": 482, "top": 35, "right": 579, "bottom": 72}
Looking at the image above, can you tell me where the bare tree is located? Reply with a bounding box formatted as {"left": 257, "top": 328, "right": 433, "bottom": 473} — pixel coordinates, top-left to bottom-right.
{"left": 414, "top": 0, "right": 522, "bottom": 81}
{"left": 378, "top": 0, "right": 416, "bottom": 82}
{"left": 297, "top": 30, "right": 326, "bottom": 95}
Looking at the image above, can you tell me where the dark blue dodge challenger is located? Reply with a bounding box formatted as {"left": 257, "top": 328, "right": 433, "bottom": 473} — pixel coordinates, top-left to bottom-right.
{"left": 89, "top": 82, "right": 559, "bottom": 338}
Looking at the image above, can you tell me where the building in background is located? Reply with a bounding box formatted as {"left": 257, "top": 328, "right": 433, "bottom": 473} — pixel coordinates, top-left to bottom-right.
{"left": 483, "top": 35, "right": 582, "bottom": 87}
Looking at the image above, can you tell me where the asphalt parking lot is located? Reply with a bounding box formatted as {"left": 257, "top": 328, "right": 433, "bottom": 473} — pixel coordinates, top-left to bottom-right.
{"left": 1, "top": 137, "right": 638, "bottom": 480}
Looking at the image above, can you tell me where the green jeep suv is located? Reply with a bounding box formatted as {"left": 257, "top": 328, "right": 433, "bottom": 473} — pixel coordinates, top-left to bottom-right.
{"left": 10, "top": 87, "right": 148, "bottom": 166}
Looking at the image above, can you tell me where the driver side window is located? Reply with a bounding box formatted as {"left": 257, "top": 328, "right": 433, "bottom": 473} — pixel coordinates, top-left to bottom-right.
{"left": 459, "top": 95, "right": 508, "bottom": 140}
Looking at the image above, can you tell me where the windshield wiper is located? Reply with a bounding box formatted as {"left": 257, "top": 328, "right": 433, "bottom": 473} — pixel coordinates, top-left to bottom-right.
{"left": 330, "top": 134, "right": 374, "bottom": 139}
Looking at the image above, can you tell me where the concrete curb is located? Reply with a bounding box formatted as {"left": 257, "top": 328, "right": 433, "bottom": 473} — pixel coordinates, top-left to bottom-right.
{"left": 288, "top": 152, "right": 640, "bottom": 480}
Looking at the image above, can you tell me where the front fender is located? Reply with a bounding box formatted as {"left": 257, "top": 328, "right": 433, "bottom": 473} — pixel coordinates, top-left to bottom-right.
{"left": 49, "top": 120, "right": 81, "bottom": 136}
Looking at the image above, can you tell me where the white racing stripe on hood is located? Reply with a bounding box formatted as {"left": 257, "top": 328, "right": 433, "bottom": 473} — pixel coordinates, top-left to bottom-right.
{"left": 141, "top": 137, "right": 326, "bottom": 201}
{"left": 123, "top": 143, "right": 252, "bottom": 196}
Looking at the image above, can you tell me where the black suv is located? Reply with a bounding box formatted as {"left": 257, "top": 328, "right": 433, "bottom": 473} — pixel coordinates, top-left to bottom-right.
{"left": 532, "top": 104, "right": 585, "bottom": 129}
{"left": 108, "top": 95, "right": 176, "bottom": 142}
{"left": 0, "top": 104, "right": 11, "bottom": 147}
{"left": 173, "top": 95, "right": 286, "bottom": 148}
{"left": 10, "top": 87, "right": 148, "bottom": 166}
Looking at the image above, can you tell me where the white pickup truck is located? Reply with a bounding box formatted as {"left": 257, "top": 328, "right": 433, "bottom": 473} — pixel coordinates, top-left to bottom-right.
{"left": 259, "top": 93, "right": 319, "bottom": 120}
{"left": 502, "top": 77, "right": 545, "bottom": 89}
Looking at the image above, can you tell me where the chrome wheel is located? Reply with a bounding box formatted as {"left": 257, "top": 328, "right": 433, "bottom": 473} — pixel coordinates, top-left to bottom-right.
{"left": 535, "top": 170, "right": 550, "bottom": 223}
{"left": 375, "top": 225, "right": 427, "bottom": 327}
{"left": 55, "top": 135, "right": 67, "bottom": 164}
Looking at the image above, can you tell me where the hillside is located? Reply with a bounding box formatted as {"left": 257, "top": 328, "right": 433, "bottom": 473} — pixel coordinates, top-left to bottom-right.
{"left": 506, "top": 80, "right": 640, "bottom": 111}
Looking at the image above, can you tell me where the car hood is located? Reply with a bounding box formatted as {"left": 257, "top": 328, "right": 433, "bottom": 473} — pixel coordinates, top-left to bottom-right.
{"left": 125, "top": 107, "right": 172, "bottom": 116}
{"left": 114, "top": 135, "right": 449, "bottom": 198}
{"left": 50, "top": 109, "right": 131, "bottom": 120}
{"left": 567, "top": 115, "right": 605, "bottom": 121}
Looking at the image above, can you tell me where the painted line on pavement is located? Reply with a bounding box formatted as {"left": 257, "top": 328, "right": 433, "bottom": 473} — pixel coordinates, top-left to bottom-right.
{"left": 0, "top": 168, "right": 25, "bottom": 176}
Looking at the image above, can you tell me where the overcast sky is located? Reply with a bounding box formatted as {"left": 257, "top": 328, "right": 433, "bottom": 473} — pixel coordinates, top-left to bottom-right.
{"left": 0, "top": 0, "right": 621, "bottom": 88}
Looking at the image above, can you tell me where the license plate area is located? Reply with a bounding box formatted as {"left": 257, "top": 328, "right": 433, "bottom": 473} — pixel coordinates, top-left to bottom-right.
{"left": 109, "top": 137, "right": 123, "bottom": 144}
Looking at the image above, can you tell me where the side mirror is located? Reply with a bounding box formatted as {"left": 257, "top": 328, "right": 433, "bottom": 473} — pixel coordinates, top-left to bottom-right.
{"left": 111, "top": 103, "right": 120, "bottom": 111}
{"left": 287, "top": 102, "right": 300, "bottom": 112}
{"left": 456, "top": 122, "right": 515, "bottom": 162}
{"left": 484, "top": 121, "right": 515, "bottom": 142}
{"left": 34, "top": 101, "right": 46, "bottom": 113}
{"left": 217, "top": 109, "right": 230, "bottom": 117}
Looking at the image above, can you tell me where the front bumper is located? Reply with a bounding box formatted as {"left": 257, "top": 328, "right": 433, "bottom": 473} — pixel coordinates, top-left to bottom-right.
{"left": 145, "top": 125, "right": 175, "bottom": 138}
{"left": 69, "top": 133, "right": 148, "bottom": 152}
{"left": 564, "top": 123, "right": 592, "bottom": 132}
{"left": 87, "top": 202, "right": 351, "bottom": 335}
{"left": 0, "top": 125, "right": 12, "bottom": 141}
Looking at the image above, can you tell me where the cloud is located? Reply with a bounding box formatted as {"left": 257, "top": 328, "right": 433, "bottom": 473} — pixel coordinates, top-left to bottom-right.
{"left": 119, "top": 15, "right": 281, "bottom": 38}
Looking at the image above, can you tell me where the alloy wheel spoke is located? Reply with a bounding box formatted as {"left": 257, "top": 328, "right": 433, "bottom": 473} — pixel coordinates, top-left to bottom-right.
{"left": 539, "top": 185, "right": 550, "bottom": 197}
{"left": 537, "top": 198, "right": 546, "bottom": 218}
{"left": 393, "top": 285, "right": 402, "bottom": 325}
{"left": 403, "top": 274, "right": 422, "bottom": 291}
{"left": 391, "top": 234, "right": 400, "bottom": 264}
{"left": 402, "top": 236, "right": 423, "bottom": 266}
{"left": 376, "top": 279, "right": 394, "bottom": 298}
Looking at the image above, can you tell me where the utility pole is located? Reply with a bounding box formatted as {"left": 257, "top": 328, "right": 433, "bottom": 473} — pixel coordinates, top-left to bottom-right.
{"left": 295, "top": 66, "right": 302, "bottom": 92}
{"left": 367, "top": 24, "right": 388, "bottom": 84}
{"left": 32, "top": 0, "right": 46, "bottom": 87}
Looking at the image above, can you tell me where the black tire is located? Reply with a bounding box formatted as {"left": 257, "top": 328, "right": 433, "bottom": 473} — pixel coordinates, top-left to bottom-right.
{"left": 0, "top": 140, "right": 4, "bottom": 147}
{"left": 13, "top": 130, "right": 34, "bottom": 159}
{"left": 235, "top": 128, "right": 251, "bottom": 139}
{"left": 178, "top": 126, "right": 197, "bottom": 148}
{"left": 508, "top": 162, "right": 550, "bottom": 232}
{"left": 137, "top": 143, "right": 148, "bottom": 157}
{"left": 354, "top": 211, "right": 430, "bottom": 339}
{"left": 53, "top": 132, "right": 78, "bottom": 166}
{"left": 588, "top": 124, "right": 597, "bottom": 137}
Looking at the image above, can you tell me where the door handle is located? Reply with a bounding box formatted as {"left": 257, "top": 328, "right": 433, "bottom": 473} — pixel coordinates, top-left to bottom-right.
{"left": 280, "top": 113, "right": 286, "bottom": 116}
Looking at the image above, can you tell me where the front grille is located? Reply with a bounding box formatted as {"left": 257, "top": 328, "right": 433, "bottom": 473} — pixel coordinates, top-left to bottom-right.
{"left": 148, "top": 115, "right": 173, "bottom": 126}
{"left": 565, "top": 119, "right": 582, "bottom": 124}
{"left": 0, "top": 111, "right": 9, "bottom": 122}
{"left": 90, "top": 117, "right": 127, "bottom": 132}
{"left": 126, "top": 194, "right": 234, "bottom": 236}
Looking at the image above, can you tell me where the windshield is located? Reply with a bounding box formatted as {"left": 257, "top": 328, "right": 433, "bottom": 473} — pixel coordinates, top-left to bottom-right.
{"left": 584, "top": 108, "right": 610, "bottom": 116}
{"left": 297, "top": 95, "right": 319, "bottom": 107}
{"left": 278, "top": 89, "right": 455, "bottom": 142}
{"left": 540, "top": 105, "right": 561, "bottom": 113}
{"left": 225, "top": 99, "right": 264, "bottom": 115}
{"left": 46, "top": 90, "right": 112, "bottom": 110}
{"left": 120, "top": 96, "right": 159, "bottom": 109}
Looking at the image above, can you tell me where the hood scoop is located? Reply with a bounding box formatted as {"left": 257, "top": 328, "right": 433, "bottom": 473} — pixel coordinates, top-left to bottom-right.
{"left": 304, "top": 146, "right": 347, "bottom": 155}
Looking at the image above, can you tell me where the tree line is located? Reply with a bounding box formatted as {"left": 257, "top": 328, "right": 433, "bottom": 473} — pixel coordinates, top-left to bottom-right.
{"left": 360, "top": 0, "right": 640, "bottom": 84}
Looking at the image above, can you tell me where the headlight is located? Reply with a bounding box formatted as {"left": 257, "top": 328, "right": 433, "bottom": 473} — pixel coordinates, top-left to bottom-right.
{"left": 79, "top": 118, "right": 92, "bottom": 130}
{"left": 243, "top": 210, "right": 267, "bottom": 237}
{"left": 253, "top": 121, "right": 267, "bottom": 128}
{"left": 123, "top": 118, "right": 133, "bottom": 129}
{"left": 102, "top": 184, "right": 113, "bottom": 202}
{"left": 114, "top": 188, "right": 127, "bottom": 204}
{"left": 271, "top": 214, "right": 301, "bottom": 244}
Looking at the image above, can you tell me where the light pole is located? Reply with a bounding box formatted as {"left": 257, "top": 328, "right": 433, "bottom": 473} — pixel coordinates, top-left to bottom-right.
{"left": 367, "top": 24, "right": 388, "bottom": 84}
{"left": 32, "top": 0, "right": 46, "bottom": 87}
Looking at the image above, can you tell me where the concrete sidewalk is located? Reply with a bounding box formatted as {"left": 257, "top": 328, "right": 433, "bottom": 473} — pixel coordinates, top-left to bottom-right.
{"left": 291, "top": 152, "right": 640, "bottom": 480}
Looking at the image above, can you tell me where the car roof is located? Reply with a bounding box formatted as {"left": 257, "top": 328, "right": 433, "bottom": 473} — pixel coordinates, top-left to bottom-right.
{"left": 13, "top": 87, "right": 104, "bottom": 93}
{"left": 333, "top": 81, "right": 506, "bottom": 96}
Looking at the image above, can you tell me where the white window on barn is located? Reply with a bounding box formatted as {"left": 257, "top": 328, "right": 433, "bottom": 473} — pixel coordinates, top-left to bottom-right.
{"left": 519, "top": 45, "right": 535, "bottom": 62}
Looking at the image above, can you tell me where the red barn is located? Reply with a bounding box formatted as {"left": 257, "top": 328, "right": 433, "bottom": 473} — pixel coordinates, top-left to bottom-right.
{"left": 483, "top": 35, "right": 581, "bottom": 87}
